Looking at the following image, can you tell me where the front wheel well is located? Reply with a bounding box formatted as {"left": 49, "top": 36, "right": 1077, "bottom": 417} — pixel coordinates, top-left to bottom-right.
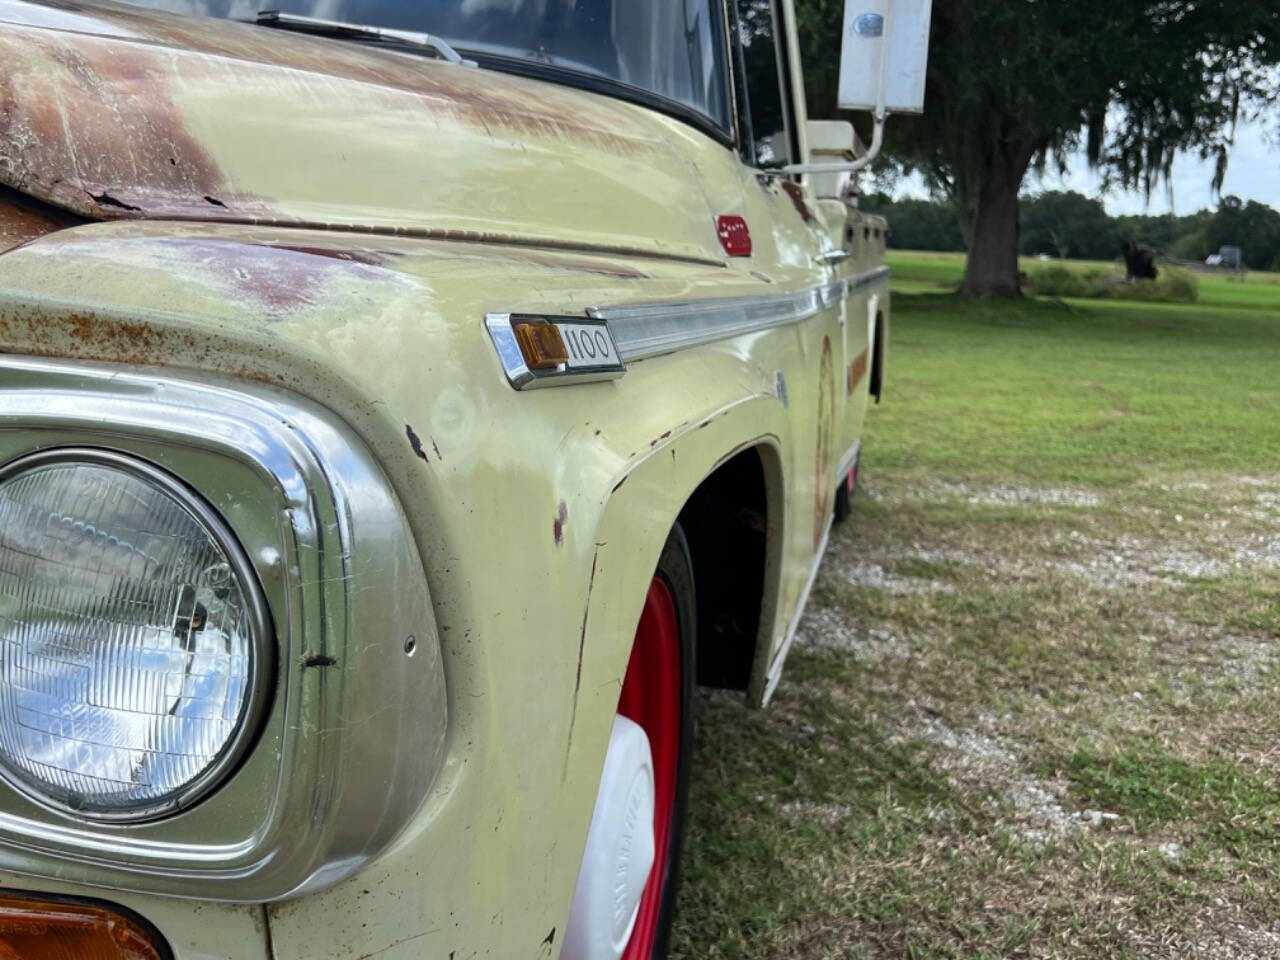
{"left": 676, "top": 446, "right": 774, "bottom": 691}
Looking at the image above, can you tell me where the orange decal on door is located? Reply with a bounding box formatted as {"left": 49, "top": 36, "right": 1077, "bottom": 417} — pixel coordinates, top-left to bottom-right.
{"left": 847, "top": 347, "right": 869, "bottom": 395}
{"left": 813, "top": 336, "right": 835, "bottom": 549}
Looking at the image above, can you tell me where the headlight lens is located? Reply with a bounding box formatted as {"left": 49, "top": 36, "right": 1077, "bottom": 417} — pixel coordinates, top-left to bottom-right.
{"left": 0, "top": 451, "right": 268, "bottom": 820}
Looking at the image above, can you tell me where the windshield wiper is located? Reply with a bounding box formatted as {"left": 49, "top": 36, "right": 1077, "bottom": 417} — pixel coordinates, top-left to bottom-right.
{"left": 255, "top": 10, "right": 475, "bottom": 66}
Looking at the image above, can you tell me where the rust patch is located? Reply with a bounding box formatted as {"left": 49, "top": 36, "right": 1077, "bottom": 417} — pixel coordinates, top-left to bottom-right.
{"left": 649, "top": 429, "right": 673, "bottom": 448}
{"left": 0, "top": 184, "right": 84, "bottom": 253}
{"left": 847, "top": 347, "right": 869, "bottom": 395}
{"left": 0, "top": 6, "right": 666, "bottom": 226}
{"left": 150, "top": 236, "right": 394, "bottom": 316}
{"left": 255, "top": 243, "right": 390, "bottom": 267}
{"left": 405, "top": 425, "right": 429, "bottom": 463}
{"left": 553, "top": 500, "right": 568, "bottom": 546}
{"left": 63, "top": 311, "right": 168, "bottom": 366}
{"left": 0, "top": 304, "right": 211, "bottom": 370}
{"left": 780, "top": 181, "right": 814, "bottom": 224}
{"left": 0, "top": 31, "right": 233, "bottom": 217}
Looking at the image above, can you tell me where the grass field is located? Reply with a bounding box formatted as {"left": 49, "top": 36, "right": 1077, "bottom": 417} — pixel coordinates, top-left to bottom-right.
{"left": 671, "top": 251, "right": 1280, "bottom": 958}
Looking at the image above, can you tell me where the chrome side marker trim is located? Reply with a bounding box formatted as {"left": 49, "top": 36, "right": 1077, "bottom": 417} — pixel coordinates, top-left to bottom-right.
{"left": 486, "top": 266, "right": 890, "bottom": 388}
{"left": 486, "top": 313, "right": 626, "bottom": 390}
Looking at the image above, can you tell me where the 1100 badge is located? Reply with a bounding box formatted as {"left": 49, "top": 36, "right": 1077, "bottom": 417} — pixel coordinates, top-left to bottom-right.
{"left": 559, "top": 322, "right": 621, "bottom": 369}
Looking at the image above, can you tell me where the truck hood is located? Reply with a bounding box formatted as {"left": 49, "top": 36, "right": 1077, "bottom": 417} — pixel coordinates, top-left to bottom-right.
{"left": 0, "top": 0, "right": 728, "bottom": 265}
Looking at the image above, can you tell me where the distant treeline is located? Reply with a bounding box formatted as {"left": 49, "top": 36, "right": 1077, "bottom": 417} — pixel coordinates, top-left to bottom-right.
{"left": 860, "top": 191, "right": 1280, "bottom": 271}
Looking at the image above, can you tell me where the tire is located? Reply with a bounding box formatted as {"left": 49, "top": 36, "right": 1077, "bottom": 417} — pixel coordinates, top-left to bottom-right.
{"left": 563, "top": 527, "right": 695, "bottom": 960}
{"left": 833, "top": 450, "right": 860, "bottom": 523}
{"left": 616, "top": 525, "right": 696, "bottom": 960}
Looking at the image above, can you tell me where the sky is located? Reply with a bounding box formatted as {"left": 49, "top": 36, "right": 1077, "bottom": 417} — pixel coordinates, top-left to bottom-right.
{"left": 893, "top": 118, "right": 1278, "bottom": 216}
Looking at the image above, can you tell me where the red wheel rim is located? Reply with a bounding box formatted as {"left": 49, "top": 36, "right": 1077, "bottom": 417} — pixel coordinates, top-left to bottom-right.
{"left": 616, "top": 576, "right": 681, "bottom": 960}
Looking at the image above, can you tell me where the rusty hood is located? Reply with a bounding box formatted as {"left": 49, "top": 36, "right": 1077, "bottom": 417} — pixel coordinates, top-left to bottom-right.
{"left": 0, "top": 0, "right": 729, "bottom": 264}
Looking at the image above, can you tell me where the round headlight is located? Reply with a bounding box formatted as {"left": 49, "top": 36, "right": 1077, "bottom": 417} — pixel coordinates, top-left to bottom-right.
{"left": 0, "top": 450, "right": 270, "bottom": 820}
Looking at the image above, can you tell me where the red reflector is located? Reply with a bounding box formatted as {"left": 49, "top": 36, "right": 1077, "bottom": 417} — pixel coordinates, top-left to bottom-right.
{"left": 716, "top": 215, "right": 752, "bottom": 257}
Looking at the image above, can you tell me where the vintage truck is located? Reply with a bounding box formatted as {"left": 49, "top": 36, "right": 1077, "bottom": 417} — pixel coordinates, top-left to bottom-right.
{"left": 0, "top": 1, "right": 929, "bottom": 957}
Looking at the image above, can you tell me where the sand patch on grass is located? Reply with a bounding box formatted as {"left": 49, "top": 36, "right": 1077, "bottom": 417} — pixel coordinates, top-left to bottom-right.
{"left": 865, "top": 479, "right": 1103, "bottom": 509}
{"left": 888, "top": 709, "right": 1119, "bottom": 844}
{"left": 836, "top": 559, "right": 956, "bottom": 595}
{"left": 794, "top": 606, "right": 913, "bottom": 661}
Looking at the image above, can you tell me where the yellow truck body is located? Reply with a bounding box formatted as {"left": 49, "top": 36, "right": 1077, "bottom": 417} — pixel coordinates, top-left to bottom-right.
{"left": 0, "top": 2, "right": 892, "bottom": 956}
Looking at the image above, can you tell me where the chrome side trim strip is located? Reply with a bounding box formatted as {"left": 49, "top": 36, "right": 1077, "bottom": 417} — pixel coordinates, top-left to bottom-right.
{"left": 592, "top": 265, "right": 890, "bottom": 361}
{"left": 836, "top": 440, "right": 862, "bottom": 483}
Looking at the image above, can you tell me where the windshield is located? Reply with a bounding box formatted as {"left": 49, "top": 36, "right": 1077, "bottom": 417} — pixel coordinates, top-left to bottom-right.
{"left": 126, "top": 1, "right": 732, "bottom": 133}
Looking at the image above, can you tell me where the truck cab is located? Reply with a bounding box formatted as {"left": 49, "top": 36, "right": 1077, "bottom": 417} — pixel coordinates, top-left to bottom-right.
{"left": 0, "top": 2, "right": 924, "bottom": 957}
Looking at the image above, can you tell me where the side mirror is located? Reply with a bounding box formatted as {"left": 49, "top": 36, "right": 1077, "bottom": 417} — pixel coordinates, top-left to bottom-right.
{"left": 838, "top": 0, "right": 932, "bottom": 115}
{"left": 784, "top": 0, "right": 932, "bottom": 175}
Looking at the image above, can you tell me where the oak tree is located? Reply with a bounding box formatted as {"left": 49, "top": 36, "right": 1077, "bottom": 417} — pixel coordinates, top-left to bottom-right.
{"left": 797, "top": 0, "right": 1279, "bottom": 297}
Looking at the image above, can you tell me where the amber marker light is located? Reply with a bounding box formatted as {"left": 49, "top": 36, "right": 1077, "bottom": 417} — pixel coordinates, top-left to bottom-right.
{"left": 0, "top": 892, "right": 168, "bottom": 960}
{"left": 512, "top": 319, "right": 569, "bottom": 370}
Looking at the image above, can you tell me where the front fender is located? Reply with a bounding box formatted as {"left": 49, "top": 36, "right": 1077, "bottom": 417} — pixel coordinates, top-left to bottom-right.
{"left": 0, "top": 219, "right": 801, "bottom": 958}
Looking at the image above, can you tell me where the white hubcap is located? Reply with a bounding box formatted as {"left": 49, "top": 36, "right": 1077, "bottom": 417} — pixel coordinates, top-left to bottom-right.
{"left": 561, "top": 714, "right": 656, "bottom": 960}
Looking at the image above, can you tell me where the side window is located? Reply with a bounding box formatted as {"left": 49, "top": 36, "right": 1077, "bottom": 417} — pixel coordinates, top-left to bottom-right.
{"left": 732, "top": 0, "right": 793, "bottom": 168}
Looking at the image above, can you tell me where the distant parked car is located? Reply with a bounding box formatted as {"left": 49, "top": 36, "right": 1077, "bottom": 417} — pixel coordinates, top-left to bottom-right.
{"left": 1218, "top": 245, "right": 1244, "bottom": 269}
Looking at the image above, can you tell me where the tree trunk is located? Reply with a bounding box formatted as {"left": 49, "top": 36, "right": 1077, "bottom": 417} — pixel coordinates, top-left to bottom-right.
{"left": 960, "top": 157, "right": 1026, "bottom": 298}
{"left": 946, "top": 135, "right": 1039, "bottom": 299}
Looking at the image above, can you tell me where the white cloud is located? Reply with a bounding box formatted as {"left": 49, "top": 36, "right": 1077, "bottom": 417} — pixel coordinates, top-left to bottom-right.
{"left": 1028, "top": 119, "right": 1277, "bottom": 215}
{"left": 885, "top": 118, "right": 1278, "bottom": 216}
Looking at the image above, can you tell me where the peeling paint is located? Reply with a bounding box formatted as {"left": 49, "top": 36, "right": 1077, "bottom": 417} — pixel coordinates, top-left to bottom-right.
{"left": 779, "top": 180, "right": 814, "bottom": 224}
{"left": 553, "top": 500, "right": 568, "bottom": 546}
{"left": 649, "top": 429, "right": 673, "bottom": 448}
{"left": 563, "top": 546, "right": 601, "bottom": 780}
{"left": 405, "top": 425, "right": 430, "bottom": 463}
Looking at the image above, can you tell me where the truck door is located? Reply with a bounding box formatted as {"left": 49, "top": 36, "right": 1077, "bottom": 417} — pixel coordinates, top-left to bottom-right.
{"left": 729, "top": 0, "right": 848, "bottom": 700}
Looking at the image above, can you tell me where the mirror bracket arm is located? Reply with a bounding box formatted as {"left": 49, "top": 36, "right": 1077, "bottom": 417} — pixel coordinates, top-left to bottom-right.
{"left": 779, "top": 108, "right": 886, "bottom": 175}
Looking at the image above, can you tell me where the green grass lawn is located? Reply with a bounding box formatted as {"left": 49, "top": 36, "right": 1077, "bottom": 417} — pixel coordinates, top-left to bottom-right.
{"left": 672, "top": 251, "right": 1280, "bottom": 959}
{"left": 894, "top": 249, "right": 1280, "bottom": 311}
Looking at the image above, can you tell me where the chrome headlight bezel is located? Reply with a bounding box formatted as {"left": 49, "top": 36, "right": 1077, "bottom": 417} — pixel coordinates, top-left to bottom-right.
{"left": 0, "top": 356, "right": 447, "bottom": 902}
{"left": 0, "top": 446, "right": 276, "bottom": 823}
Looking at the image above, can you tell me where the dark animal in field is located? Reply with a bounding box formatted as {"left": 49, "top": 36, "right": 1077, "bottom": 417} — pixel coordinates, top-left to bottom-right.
{"left": 1123, "top": 240, "right": 1158, "bottom": 280}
